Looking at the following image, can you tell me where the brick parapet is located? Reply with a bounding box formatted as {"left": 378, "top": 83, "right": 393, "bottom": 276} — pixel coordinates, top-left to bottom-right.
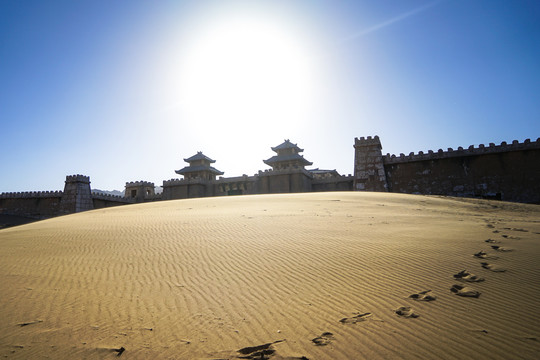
{"left": 91, "top": 192, "right": 135, "bottom": 203}
{"left": 163, "top": 178, "right": 211, "bottom": 186}
{"left": 65, "top": 174, "right": 90, "bottom": 183}
{"left": 312, "top": 175, "right": 354, "bottom": 184}
{"left": 354, "top": 136, "right": 382, "bottom": 148}
{"left": 125, "top": 181, "right": 155, "bottom": 187}
{"left": 0, "top": 191, "right": 63, "bottom": 199}
{"left": 216, "top": 175, "right": 258, "bottom": 183}
{"left": 383, "top": 138, "right": 540, "bottom": 165}
{"left": 257, "top": 168, "right": 314, "bottom": 178}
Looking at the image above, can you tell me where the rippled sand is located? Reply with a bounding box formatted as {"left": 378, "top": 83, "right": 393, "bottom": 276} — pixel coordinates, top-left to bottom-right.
{"left": 1, "top": 192, "right": 539, "bottom": 359}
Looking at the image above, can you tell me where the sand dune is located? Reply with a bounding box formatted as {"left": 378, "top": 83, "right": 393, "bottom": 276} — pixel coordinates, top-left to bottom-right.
{"left": 0, "top": 192, "right": 539, "bottom": 359}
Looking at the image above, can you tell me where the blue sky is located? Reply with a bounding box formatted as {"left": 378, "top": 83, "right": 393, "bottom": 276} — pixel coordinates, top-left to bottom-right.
{"left": 1, "top": 0, "right": 539, "bottom": 192}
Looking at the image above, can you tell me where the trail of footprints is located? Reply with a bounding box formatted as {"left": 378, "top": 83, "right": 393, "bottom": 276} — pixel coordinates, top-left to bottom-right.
{"left": 219, "top": 222, "right": 525, "bottom": 359}
{"left": 11, "top": 222, "right": 530, "bottom": 359}
{"left": 300, "top": 219, "right": 523, "bottom": 358}
{"left": 220, "top": 221, "right": 525, "bottom": 359}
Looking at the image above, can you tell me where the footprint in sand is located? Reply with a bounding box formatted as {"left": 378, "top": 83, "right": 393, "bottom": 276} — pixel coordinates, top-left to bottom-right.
{"left": 481, "top": 262, "right": 506, "bottom": 272}
{"left": 408, "top": 290, "right": 437, "bottom": 301}
{"left": 311, "top": 332, "right": 334, "bottom": 346}
{"left": 491, "top": 245, "right": 513, "bottom": 252}
{"left": 236, "top": 340, "right": 285, "bottom": 359}
{"left": 484, "top": 239, "right": 499, "bottom": 244}
{"left": 501, "top": 234, "right": 520, "bottom": 240}
{"left": 473, "top": 251, "right": 498, "bottom": 259}
{"left": 453, "top": 270, "right": 485, "bottom": 282}
{"left": 450, "top": 284, "right": 481, "bottom": 298}
{"left": 339, "top": 312, "right": 372, "bottom": 324}
{"left": 395, "top": 306, "right": 419, "bottom": 318}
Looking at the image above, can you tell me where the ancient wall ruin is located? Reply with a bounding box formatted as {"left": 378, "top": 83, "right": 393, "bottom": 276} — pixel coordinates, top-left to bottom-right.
{"left": 354, "top": 137, "right": 540, "bottom": 204}
{"left": 0, "top": 191, "right": 63, "bottom": 219}
{"left": 0, "top": 175, "right": 134, "bottom": 219}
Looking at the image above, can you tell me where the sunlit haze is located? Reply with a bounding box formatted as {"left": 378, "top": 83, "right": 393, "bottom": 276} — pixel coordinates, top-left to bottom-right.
{"left": 1, "top": 0, "right": 539, "bottom": 192}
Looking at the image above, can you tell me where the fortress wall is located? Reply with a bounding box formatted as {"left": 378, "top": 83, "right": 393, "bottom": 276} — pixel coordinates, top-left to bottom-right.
{"left": 91, "top": 192, "right": 135, "bottom": 209}
{"left": 382, "top": 139, "right": 540, "bottom": 203}
{"left": 0, "top": 192, "right": 63, "bottom": 218}
{"left": 162, "top": 179, "right": 212, "bottom": 200}
{"left": 312, "top": 176, "right": 354, "bottom": 192}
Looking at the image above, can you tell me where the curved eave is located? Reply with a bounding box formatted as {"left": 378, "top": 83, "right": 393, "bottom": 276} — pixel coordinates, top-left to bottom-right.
{"left": 183, "top": 152, "right": 217, "bottom": 163}
{"left": 263, "top": 156, "right": 313, "bottom": 167}
{"left": 175, "top": 166, "right": 224, "bottom": 176}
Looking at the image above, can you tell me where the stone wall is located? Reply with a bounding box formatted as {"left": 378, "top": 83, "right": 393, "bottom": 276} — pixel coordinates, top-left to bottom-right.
{"left": 353, "top": 136, "right": 388, "bottom": 192}
{"left": 0, "top": 191, "right": 63, "bottom": 218}
{"left": 0, "top": 175, "right": 136, "bottom": 219}
{"left": 354, "top": 136, "right": 540, "bottom": 204}
{"left": 162, "top": 178, "right": 216, "bottom": 200}
{"left": 92, "top": 192, "right": 135, "bottom": 209}
{"left": 312, "top": 175, "right": 354, "bottom": 192}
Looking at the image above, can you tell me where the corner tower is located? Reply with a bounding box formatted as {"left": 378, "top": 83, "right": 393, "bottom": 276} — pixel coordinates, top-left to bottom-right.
{"left": 353, "top": 136, "right": 388, "bottom": 192}
{"left": 60, "top": 174, "right": 94, "bottom": 213}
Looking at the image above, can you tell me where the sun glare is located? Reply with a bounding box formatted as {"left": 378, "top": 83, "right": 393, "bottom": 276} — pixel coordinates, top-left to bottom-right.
{"left": 176, "top": 9, "right": 320, "bottom": 139}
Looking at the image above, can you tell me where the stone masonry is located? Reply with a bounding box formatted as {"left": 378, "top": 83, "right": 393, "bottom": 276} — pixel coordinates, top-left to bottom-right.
{"left": 353, "top": 136, "right": 388, "bottom": 192}
{"left": 59, "top": 175, "right": 94, "bottom": 214}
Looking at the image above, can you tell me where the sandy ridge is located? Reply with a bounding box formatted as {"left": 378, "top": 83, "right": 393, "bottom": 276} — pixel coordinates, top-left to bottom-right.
{"left": 0, "top": 192, "right": 539, "bottom": 359}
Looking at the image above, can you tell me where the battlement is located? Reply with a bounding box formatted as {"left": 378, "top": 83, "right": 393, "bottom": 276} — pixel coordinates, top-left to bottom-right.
{"left": 125, "top": 181, "right": 155, "bottom": 187}
{"left": 257, "top": 168, "right": 314, "bottom": 178}
{"left": 383, "top": 138, "right": 540, "bottom": 164}
{"left": 312, "top": 174, "right": 354, "bottom": 184}
{"left": 163, "top": 177, "right": 212, "bottom": 186}
{"left": 354, "top": 135, "right": 382, "bottom": 148}
{"left": 217, "top": 174, "right": 257, "bottom": 183}
{"left": 0, "top": 191, "right": 63, "bottom": 199}
{"left": 65, "top": 174, "right": 90, "bottom": 183}
{"left": 91, "top": 192, "right": 135, "bottom": 203}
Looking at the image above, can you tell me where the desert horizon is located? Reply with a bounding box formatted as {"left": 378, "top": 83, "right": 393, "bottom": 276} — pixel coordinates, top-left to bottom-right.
{"left": 1, "top": 192, "right": 539, "bottom": 359}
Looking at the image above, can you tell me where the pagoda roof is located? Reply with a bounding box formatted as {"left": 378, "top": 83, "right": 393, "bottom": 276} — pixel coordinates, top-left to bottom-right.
{"left": 175, "top": 165, "right": 224, "bottom": 176}
{"left": 271, "top": 139, "right": 303, "bottom": 153}
{"left": 263, "top": 153, "right": 313, "bottom": 166}
{"left": 183, "top": 151, "right": 216, "bottom": 163}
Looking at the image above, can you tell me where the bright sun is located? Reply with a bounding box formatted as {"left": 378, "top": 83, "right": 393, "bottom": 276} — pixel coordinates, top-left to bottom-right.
{"left": 176, "top": 9, "right": 320, "bottom": 138}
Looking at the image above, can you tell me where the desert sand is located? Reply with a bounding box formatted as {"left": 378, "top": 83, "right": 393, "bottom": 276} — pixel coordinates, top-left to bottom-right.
{"left": 0, "top": 192, "right": 539, "bottom": 359}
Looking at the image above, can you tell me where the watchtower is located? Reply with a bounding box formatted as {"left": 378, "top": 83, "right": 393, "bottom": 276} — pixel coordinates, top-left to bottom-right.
{"left": 124, "top": 181, "right": 155, "bottom": 202}
{"left": 60, "top": 174, "right": 94, "bottom": 213}
{"left": 353, "top": 136, "right": 388, "bottom": 191}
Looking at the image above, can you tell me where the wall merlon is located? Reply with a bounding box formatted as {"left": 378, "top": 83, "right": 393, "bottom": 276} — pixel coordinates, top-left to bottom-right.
{"left": 383, "top": 138, "right": 540, "bottom": 165}
{"left": 125, "top": 181, "right": 155, "bottom": 187}
{"left": 0, "top": 191, "right": 63, "bottom": 199}
{"left": 354, "top": 135, "right": 382, "bottom": 148}
{"left": 65, "top": 174, "right": 90, "bottom": 183}
{"left": 91, "top": 192, "right": 135, "bottom": 203}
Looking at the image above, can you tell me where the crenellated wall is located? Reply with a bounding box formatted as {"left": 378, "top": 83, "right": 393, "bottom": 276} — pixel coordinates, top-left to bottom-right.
{"left": 354, "top": 137, "right": 540, "bottom": 203}
{"left": 312, "top": 175, "right": 354, "bottom": 192}
{"left": 91, "top": 192, "right": 135, "bottom": 209}
{"left": 0, "top": 191, "right": 63, "bottom": 218}
{"left": 0, "top": 175, "right": 137, "bottom": 219}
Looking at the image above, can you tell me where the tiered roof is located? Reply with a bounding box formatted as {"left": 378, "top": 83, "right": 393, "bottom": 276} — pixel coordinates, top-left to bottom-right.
{"left": 263, "top": 140, "right": 313, "bottom": 169}
{"left": 175, "top": 151, "right": 224, "bottom": 177}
